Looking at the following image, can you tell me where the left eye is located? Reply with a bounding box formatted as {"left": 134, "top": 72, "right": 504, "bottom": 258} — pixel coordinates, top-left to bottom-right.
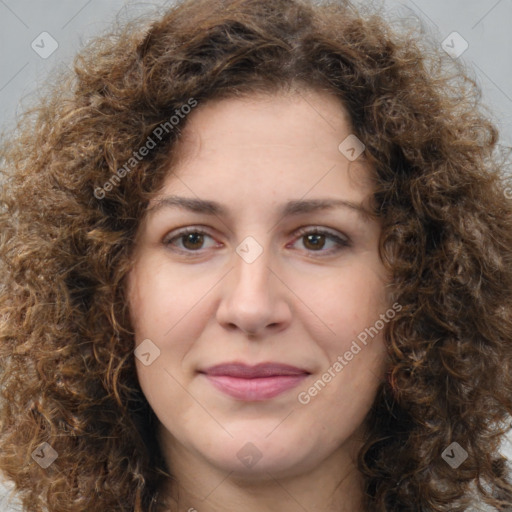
{"left": 163, "top": 227, "right": 350, "bottom": 254}
{"left": 289, "top": 227, "right": 350, "bottom": 254}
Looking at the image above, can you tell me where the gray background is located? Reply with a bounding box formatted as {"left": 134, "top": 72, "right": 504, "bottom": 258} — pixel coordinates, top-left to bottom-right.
{"left": 1, "top": 0, "right": 511, "bottom": 510}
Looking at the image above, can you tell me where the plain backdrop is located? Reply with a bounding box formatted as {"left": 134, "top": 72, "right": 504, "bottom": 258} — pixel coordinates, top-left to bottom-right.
{"left": 0, "top": 0, "right": 511, "bottom": 510}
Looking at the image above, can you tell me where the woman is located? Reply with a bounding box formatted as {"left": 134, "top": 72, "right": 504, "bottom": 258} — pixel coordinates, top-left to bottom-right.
{"left": 1, "top": 0, "right": 512, "bottom": 510}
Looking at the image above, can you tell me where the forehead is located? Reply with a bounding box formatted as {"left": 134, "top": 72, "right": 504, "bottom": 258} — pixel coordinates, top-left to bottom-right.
{"left": 148, "top": 90, "right": 374, "bottom": 216}
{"left": 171, "top": 90, "right": 354, "bottom": 160}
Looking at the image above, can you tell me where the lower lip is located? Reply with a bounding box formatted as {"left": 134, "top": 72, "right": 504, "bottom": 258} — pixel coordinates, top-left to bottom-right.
{"left": 203, "top": 374, "right": 309, "bottom": 401}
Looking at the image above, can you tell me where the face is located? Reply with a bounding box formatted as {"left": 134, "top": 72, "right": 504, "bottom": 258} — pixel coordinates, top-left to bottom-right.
{"left": 126, "top": 90, "right": 391, "bottom": 482}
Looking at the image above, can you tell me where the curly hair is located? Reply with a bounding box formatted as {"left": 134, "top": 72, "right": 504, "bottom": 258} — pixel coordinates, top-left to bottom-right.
{"left": 1, "top": 0, "right": 512, "bottom": 510}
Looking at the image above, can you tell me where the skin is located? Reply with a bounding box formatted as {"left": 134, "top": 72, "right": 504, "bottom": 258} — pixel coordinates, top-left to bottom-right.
{"left": 126, "top": 89, "right": 391, "bottom": 512}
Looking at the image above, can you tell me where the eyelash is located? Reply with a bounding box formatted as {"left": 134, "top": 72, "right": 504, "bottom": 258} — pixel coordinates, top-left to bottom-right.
{"left": 163, "top": 226, "right": 351, "bottom": 256}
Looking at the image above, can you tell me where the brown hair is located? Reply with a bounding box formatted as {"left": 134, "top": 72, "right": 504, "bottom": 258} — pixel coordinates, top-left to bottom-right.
{"left": 1, "top": 0, "right": 512, "bottom": 510}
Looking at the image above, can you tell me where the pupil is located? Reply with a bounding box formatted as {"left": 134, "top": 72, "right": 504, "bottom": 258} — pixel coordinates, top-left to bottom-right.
{"left": 306, "top": 234, "right": 324, "bottom": 250}
{"left": 184, "top": 233, "right": 203, "bottom": 249}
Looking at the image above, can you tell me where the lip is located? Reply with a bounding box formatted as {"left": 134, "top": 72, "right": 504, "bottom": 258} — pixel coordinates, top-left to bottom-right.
{"left": 199, "top": 362, "right": 310, "bottom": 401}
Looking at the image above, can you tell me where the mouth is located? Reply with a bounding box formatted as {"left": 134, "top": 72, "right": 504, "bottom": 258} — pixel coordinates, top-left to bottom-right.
{"left": 199, "top": 362, "right": 311, "bottom": 401}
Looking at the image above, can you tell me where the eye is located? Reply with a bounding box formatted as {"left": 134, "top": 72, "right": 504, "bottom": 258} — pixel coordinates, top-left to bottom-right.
{"left": 288, "top": 227, "right": 350, "bottom": 255}
{"left": 163, "top": 226, "right": 350, "bottom": 255}
{"left": 163, "top": 227, "right": 220, "bottom": 252}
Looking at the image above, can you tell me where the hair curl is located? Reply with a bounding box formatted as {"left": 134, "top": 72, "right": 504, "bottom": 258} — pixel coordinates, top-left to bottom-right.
{"left": 1, "top": 0, "right": 512, "bottom": 510}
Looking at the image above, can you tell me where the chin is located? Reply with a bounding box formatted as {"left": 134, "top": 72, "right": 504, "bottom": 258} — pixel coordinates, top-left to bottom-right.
{"left": 197, "top": 431, "right": 317, "bottom": 479}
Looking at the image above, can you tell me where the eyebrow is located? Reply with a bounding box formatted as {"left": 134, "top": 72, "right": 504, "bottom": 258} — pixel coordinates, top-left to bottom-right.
{"left": 146, "top": 195, "right": 373, "bottom": 222}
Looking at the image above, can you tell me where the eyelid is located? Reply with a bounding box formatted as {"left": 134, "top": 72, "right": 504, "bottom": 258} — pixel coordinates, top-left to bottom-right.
{"left": 288, "top": 226, "right": 351, "bottom": 256}
{"left": 162, "top": 226, "right": 221, "bottom": 252}
{"left": 292, "top": 226, "right": 349, "bottom": 243}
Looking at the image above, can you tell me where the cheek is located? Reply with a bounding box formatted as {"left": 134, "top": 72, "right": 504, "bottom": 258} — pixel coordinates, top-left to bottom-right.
{"left": 127, "top": 255, "right": 215, "bottom": 339}
{"left": 298, "top": 267, "right": 388, "bottom": 436}
{"left": 305, "top": 262, "right": 388, "bottom": 344}
{"left": 300, "top": 261, "right": 389, "bottom": 405}
{"left": 127, "top": 257, "right": 219, "bottom": 398}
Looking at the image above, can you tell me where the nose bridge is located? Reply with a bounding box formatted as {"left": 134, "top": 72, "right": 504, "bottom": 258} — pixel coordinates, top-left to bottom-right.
{"left": 232, "top": 234, "right": 273, "bottom": 300}
{"left": 215, "top": 232, "right": 291, "bottom": 335}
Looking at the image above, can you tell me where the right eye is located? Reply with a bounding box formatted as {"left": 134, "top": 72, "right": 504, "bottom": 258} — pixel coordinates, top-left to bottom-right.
{"left": 163, "top": 227, "right": 222, "bottom": 253}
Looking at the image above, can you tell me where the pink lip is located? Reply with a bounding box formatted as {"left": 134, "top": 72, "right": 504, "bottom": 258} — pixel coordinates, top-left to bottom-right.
{"left": 200, "top": 362, "right": 310, "bottom": 401}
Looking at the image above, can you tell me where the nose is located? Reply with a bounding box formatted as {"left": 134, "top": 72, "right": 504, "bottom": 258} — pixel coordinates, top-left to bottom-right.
{"left": 215, "top": 240, "right": 292, "bottom": 338}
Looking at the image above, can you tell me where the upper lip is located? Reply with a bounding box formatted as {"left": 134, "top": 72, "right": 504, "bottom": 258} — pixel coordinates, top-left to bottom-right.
{"left": 200, "top": 362, "right": 310, "bottom": 378}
